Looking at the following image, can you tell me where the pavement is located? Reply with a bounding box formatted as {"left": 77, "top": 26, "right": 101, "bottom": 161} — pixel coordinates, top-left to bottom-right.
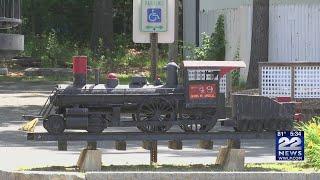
{"left": 0, "top": 81, "right": 277, "bottom": 171}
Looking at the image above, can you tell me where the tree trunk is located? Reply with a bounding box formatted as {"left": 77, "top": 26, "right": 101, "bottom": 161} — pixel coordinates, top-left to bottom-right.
{"left": 168, "top": 0, "right": 179, "bottom": 62}
{"left": 91, "top": 0, "right": 113, "bottom": 52}
{"left": 246, "top": 0, "right": 269, "bottom": 89}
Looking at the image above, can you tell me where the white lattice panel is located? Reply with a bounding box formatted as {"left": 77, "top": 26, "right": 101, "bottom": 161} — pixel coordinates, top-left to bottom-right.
{"left": 294, "top": 66, "right": 320, "bottom": 98}
{"left": 219, "top": 75, "right": 227, "bottom": 93}
{"left": 261, "top": 66, "right": 291, "bottom": 97}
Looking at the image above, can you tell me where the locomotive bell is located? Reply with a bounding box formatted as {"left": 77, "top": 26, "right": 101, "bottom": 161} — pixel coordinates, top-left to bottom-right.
{"left": 106, "top": 73, "right": 119, "bottom": 88}
{"left": 166, "top": 62, "right": 179, "bottom": 88}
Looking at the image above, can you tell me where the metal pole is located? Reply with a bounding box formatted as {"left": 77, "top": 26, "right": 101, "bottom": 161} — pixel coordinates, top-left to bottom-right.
{"left": 150, "top": 33, "right": 159, "bottom": 83}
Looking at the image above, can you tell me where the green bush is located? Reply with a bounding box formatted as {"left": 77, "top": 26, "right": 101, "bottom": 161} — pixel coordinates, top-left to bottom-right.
{"left": 20, "top": 32, "right": 152, "bottom": 71}
{"left": 21, "top": 31, "right": 75, "bottom": 68}
{"left": 184, "top": 14, "right": 225, "bottom": 60}
{"left": 297, "top": 117, "right": 320, "bottom": 169}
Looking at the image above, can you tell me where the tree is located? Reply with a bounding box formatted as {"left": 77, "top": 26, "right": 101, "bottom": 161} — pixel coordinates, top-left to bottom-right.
{"left": 246, "top": 0, "right": 269, "bottom": 89}
{"left": 91, "top": 0, "right": 114, "bottom": 52}
{"left": 168, "top": 0, "right": 180, "bottom": 62}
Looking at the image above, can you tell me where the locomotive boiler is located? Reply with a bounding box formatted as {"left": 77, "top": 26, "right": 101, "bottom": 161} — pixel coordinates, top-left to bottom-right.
{"left": 41, "top": 56, "right": 246, "bottom": 134}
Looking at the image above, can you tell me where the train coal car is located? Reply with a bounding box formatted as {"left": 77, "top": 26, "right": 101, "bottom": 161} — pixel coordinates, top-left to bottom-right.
{"left": 231, "top": 94, "right": 299, "bottom": 132}
{"left": 41, "top": 56, "right": 246, "bottom": 134}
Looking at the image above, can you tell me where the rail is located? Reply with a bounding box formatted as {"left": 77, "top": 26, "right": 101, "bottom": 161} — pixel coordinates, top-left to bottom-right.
{"left": 27, "top": 131, "right": 274, "bottom": 141}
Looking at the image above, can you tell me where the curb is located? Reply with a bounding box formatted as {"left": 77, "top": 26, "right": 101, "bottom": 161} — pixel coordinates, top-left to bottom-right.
{"left": 85, "top": 172, "right": 320, "bottom": 180}
{"left": 0, "top": 170, "right": 84, "bottom": 180}
{"left": 1, "top": 170, "right": 319, "bottom": 180}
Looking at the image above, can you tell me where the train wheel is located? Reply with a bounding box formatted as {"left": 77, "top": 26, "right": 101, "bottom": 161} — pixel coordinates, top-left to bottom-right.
{"left": 136, "top": 98, "right": 175, "bottom": 133}
{"left": 179, "top": 113, "right": 216, "bottom": 133}
{"left": 43, "top": 115, "right": 65, "bottom": 134}
{"left": 87, "top": 114, "right": 108, "bottom": 133}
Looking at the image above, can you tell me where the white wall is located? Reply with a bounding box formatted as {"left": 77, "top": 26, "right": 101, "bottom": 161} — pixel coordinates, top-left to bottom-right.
{"left": 199, "top": 7, "right": 252, "bottom": 79}
{"left": 269, "top": 4, "right": 320, "bottom": 62}
{"left": 200, "top": 0, "right": 251, "bottom": 10}
{"left": 199, "top": 3, "right": 320, "bottom": 80}
{"left": 200, "top": 0, "right": 320, "bottom": 11}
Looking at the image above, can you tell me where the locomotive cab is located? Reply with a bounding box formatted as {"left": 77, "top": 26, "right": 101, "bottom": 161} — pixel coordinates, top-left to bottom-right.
{"left": 182, "top": 61, "right": 246, "bottom": 109}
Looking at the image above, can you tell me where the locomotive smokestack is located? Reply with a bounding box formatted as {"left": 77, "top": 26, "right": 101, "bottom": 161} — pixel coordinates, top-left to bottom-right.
{"left": 73, "top": 56, "right": 87, "bottom": 87}
{"left": 166, "top": 62, "right": 179, "bottom": 88}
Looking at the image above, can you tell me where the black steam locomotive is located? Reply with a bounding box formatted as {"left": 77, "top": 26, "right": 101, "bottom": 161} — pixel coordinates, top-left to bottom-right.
{"left": 34, "top": 57, "right": 298, "bottom": 134}
{"left": 40, "top": 57, "right": 246, "bottom": 134}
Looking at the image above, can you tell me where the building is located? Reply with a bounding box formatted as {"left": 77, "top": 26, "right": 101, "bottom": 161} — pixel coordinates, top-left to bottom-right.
{"left": 183, "top": 0, "right": 320, "bottom": 79}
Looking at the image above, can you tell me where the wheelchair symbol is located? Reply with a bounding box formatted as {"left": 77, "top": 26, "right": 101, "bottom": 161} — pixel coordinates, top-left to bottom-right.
{"left": 147, "top": 8, "right": 161, "bottom": 23}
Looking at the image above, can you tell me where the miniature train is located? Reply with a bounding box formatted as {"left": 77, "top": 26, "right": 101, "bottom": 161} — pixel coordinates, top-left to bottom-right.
{"left": 31, "top": 56, "right": 298, "bottom": 134}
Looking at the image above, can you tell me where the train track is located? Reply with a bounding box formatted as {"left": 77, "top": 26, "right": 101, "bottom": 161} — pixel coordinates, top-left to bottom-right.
{"left": 27, "top": 131, "right": 275, "bottom": 141}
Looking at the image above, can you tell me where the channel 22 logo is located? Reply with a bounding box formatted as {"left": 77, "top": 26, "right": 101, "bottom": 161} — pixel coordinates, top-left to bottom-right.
{"left": 276, "top": 131, "right": 304, "bottom": 161}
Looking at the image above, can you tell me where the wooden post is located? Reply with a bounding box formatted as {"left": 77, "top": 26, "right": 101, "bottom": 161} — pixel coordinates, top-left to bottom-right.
{"left": 87, "top": 141, "right": 97, "bottom": 150}
{"left": 150, "top": 141, "right": 158, "bottom": 165}
{"left": 291, "top": 64, "right": 295, "bottom": 100}
{"left": 199, "top": 140, "right": 213, "bottom": 150}
{"left": 58, "top": 141, "right": 67, "bottom": 151}
{"left": 150, "top": 33, "right": 159, "bottom": 83}
{"left": 77, "top": 141, "right": 101, "bottom": 172}
{"left": 115, "top": 141, "right": 127, "bottom": 151}
{"left": 227, "top": 139, "right": 241, "bottom": 149}
{"left": 168, "top": 140, "right": 183, "bottom": 150}
{"left": 215, "top": 138, "right": 244, "bottom": 171}
{"left": 142, "top": 140, "right": 152, "bottom": 150}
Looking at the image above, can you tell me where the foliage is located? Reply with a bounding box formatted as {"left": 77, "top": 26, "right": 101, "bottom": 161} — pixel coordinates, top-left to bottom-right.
{"left": 246, "top": 163, "right": 315, "bottom": 172}
{"left": 20, "top": 31, "right": 165, "bottom": 75}
{"left": 232, "top": 46, "right": 241, "bottom": 87}
{"left": 20, "top": 31, "right": 74, "bottom": 68}
{"left": 21, "top": 0, "right": 94, "bottom": 43}
{"left": 184, "top": 14, "right": 225, "bottom": 60}
{"left": 297, "top": 117, "right": 320, "bottom": 169}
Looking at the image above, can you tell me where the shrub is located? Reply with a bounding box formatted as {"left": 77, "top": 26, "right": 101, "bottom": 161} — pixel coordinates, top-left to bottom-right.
{"left": 297, "top": 117, "right": 320, "bottom": 169}
{"left": 184, "top": 14, "right": 225, "bottom": 60}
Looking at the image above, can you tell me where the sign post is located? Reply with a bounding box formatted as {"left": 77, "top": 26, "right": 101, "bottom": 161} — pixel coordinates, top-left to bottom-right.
{"left": 150, "top": 33, "right": 159, "bottom": 82}
{"left": 133, "top": 0, "right": 175, "bottom": 83}
{"left": 141, "top": 0, "right": 167, "bottom": 82}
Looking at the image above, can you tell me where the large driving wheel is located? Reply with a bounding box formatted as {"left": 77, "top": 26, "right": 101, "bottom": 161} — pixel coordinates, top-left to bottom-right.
{"left": 86, "top": 114, "right": 108, "bottom": 133}
{"left": 179, "top": 112, "right": 217, "bottom": 132}
{"left": 136, "top": 98, "right": 175, "bottom": 133}
{"left": 43, "top": 114, "right": 65, "bottom": 134}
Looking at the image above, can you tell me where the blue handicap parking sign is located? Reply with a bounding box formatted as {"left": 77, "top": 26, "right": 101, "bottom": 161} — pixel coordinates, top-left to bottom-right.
{"left": 147, "top": 8, "right": 161, "bottom": 23}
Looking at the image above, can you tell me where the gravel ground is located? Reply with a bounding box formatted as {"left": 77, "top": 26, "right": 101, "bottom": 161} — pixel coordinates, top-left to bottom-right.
{"left": 0, "top": 81, "right": 276, "bottom": 171}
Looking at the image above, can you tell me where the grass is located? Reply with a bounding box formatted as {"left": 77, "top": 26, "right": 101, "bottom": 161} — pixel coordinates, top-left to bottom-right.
{"left": 18, "top": 163, "right": 318, "bottom": 172}
{"left": 246, "top": 163, "right": 316, "bottom": 172}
